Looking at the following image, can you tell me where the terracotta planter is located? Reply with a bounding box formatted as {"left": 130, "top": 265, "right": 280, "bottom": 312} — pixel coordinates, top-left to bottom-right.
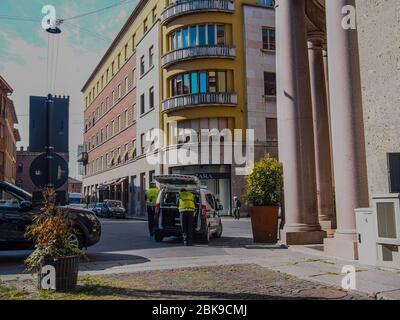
{"left": 250, "top": 206, "right": 279, "bottom": 243}
{"left": 39, "top": 256, "right": 80, "bottom": 292}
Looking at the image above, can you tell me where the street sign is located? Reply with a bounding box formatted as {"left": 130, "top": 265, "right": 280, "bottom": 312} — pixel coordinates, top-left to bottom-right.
{"left": 30, "top": 153, "right": 69, "bottom": 189}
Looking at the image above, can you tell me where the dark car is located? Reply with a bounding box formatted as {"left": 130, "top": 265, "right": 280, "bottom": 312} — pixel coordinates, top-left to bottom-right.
{"left": 90, "top": 203, "right": 104, "bottom": 217}
{"left": 0, "top": 181, "right": 101, "bottom": 250}
{"left": 101, "top": 200, "right": 126, "bottom": 219}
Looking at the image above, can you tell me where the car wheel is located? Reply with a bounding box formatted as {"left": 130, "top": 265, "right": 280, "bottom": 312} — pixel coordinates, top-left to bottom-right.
{"left": 154, "top": 232, "right": 164, "bottom": 243}
{"left": 214, "top": 222, "right": 223, "bottom": 238}
{"left": 69, "top": 230, "right": 84, "bottom": 250}
{"left": 199, "top": 225, "right": 210, "bottom": 244}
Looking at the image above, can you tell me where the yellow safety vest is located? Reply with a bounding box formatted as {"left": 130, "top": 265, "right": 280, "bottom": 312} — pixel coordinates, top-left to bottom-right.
{"left": 179, "top": 191, "right": 195, "bottom": 213}
{"left": 146, "top": 187, "right": 159, "bottom": 206}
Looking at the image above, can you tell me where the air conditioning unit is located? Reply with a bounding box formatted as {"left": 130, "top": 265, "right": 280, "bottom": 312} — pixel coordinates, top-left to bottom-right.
{"left": 372, "top": 194, "right": 400, "bottom": 269}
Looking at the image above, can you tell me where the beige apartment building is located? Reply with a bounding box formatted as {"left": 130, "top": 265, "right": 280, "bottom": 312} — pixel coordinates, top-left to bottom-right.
{"left": 0, "top": 75, "right": 20, "bottom": 184}
{"left": 81, "top": 0, "right": 277, "bottom": 216}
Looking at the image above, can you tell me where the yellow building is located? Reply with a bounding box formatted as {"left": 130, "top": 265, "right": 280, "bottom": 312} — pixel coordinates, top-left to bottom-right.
{"left": 82, "top": 0, "right": 276, "bottom": 215}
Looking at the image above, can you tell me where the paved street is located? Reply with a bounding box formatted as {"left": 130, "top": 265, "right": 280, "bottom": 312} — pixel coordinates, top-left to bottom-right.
{"left": 0, "top": 217, "right": 254, "bottom": 276}
{"left": 2, "top": 217, "right": 400, "bottom": 299}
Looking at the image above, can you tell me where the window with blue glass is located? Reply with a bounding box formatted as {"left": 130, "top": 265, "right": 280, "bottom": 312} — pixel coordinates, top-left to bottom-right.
{"left": 170, "top": 70, "right": 229, "bottom": 97}
{"left": 169, "top": 24, "right": 226, "bottom": 50}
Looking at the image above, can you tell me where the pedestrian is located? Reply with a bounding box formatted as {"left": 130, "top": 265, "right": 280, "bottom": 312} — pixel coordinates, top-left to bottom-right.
{"left": 178, "top": 188, "right": 196, "bottom": 246}
{"left": 233, "top": 196, "right": 241, "bottom": 220}
{"left": 145, "top": 182, "right": 160, "bottom": 237}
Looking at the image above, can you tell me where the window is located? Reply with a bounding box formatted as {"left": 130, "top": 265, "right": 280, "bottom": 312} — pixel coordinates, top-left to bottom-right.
{"left": 170, "top": 70, "right": 229, "bottom": 97}
{"left": 125, "top": 77, "right": 129, "bottom": 93}
{"left": 132, "top": 69, "right": 136, "bottom": 87}
{"left": 207, "top": 25, "right": 215, "bottom": 45}
{"left": 132, "top": 140, "right": 137, "bottom": 158}
{"left": 0, "top": 188, "right": 21, "bottom": 209}
{"left": 140, "top": 56, "right": 145, "bottom": 75}
{"left": 182, "top": 27, "right": 189, "bottom": 48}
{"left": 117, "top": 116, "right": 121, "bottom": 133}
{"left": 149, "top": 87, "right": 154, "bottom": 109}
{"left": 105, "top": 125, "right": 109, "bottom": 140}
{"left": 217, "top": 25, "right": 225, "bottom": 45}
{"left": 132, "top": 104, "right": 137, "bottom": 122}
{"left": 118, "top": 84, "right": 122, "bottom": 99}
{"left": 388, "top": 154, "right": 400, "bottom": 193}
{"left": 112, "top": 91, "right": 115, "bottom": 105}
{"left": 260, "top": 0, "right": 275, "bottom": 7}
{"left": 149, "top": 170, "right": 155, "bottom": 183}
{"left": 112, "top": 61, "right": 115, "bottom": 76}
{"left": 149, "top": 46, "right": 154, "bottom": 67}
{"left": 106, "top": 97, "right": 110, "bottom": 111}
{"left": 198, "top": 25, "right": 206, "bottom": 45}
{"left": 152, "top": 7, "right": 157, "bottom": 23}
{"left": 141, "top": 133, "right": 145, "bottom": 154}
{"left": 125, "top": 110, "right": 129, "bottom": 128}
{"left": 262, "top": 27, "right": 276, "bottom": 51}
{"left": 266, "top": 118, "right": 278, "bottom": 139}
{"left": 124, "top": 44, "right": 128, "bottom": 61}
{"left": 143, "top": 18, "right": 148, "bottom": 33}
{"left": 140, "top": 94, "right": 145, "bottom": 114}
{"left": 118, "top": 53, "right": 121, "bottom": 69}
{"left": 112, "top": 120, "right": 115, "bottom": 136}
{"left": 264, "top": 72, "right": 276, "bottom": 96}
{"left": 132, "top": 34, "right": 136, "bottom": 51}
{"left": 190, "top": 26, "right": 197, "bottom": 47}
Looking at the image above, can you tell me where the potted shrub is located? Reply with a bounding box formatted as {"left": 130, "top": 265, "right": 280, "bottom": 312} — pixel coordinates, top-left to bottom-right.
{"left": 25, "top": 188, "right": 86, "bottom": 292}
{"left": 245, "top": 156, "right": 283, "bottom": 243}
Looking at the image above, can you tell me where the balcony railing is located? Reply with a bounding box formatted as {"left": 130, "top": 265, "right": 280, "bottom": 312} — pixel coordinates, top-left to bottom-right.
{"left": 162, "top": 92, "right": 237, "bottom": 112}
{"left": 161, "top": 0, "right": 235, "bottom": 24}
{"left": 162, "top": 45, "right": 236, "bottom": 68}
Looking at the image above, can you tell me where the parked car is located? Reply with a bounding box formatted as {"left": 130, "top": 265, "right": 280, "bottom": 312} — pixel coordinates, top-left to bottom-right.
{"left": 101, "top": 200, "right": 126, "bottom": 219}
{"left": 153, "top": 175, "right": 223, "bottom": 244}
{"left": 0, "top": 181, "right": 101, "bottom": 250}
{"left": 91, "top": 203, "right": 104, "bottom": 217}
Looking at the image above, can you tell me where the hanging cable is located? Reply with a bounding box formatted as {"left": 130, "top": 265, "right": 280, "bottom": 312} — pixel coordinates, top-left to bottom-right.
{"left": 53, "top": 35, "right": 60, "bottom": 93}
{"left": 61, "top": 0, "right": 137, "bottom": 21}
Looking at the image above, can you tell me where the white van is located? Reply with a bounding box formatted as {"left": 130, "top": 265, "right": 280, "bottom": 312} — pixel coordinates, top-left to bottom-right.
{"left": 154, "top": 175, "right": 223, "bottom": 244}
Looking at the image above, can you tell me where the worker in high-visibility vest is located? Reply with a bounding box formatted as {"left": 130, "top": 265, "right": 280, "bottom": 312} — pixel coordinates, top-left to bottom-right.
{"left": 178, "top": 188, "right": 196, "bottom": 246}
{"left": 145, "top": 182, "right": 160, "bottom": 237}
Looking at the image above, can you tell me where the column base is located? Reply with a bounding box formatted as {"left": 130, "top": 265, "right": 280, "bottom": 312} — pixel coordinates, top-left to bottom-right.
{"left": 324, "top": 237, "right": 359, "bottom": 260}
{"left": 281, "top": 229, "right": 327, "bottom": 246}
{"left": 319, "top": 219, "right": 337, "bottom": 231}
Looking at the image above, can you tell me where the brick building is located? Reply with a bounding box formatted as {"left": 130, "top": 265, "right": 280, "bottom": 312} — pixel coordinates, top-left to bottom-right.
{"left": 0, "top": 75, "right": 20, "bottom": 184}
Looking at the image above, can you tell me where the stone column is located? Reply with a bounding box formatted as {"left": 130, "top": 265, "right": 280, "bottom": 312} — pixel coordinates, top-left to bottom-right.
{"left": 276, "top": 0, "right": 326, "bottom": 245}
{"left": 324, "top": 0, "right": 369, "bottom": 260}
{"left": 307, "top": 33, "right": 336, "bottom": 232}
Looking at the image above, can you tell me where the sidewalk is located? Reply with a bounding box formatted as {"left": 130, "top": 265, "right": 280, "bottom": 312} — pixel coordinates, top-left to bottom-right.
{"left": 3, "top": 243, "right": 400, "bottom": 299}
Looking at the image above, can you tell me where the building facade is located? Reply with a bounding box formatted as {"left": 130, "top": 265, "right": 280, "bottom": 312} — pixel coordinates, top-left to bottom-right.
{"left": 82, "top": 0, "right": 276, "bottom": 216}
{"left": 0, "top": 76, "right": 20, "bottom": 184}
{"left": 68, "top": 177, "right": 83, "bottom": 194}
{"left": 275, "top": 0, "right": 400, "bottom": 262}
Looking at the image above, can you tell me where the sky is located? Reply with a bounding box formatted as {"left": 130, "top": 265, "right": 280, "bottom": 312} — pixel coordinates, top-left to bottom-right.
{"left": 0, "top": 0, "right": 139, "bottom": 179}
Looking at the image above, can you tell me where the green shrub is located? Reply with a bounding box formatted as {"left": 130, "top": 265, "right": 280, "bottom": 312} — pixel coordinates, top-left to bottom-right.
{"left": 245, "top": 156, "right": 283, "bottom": 206}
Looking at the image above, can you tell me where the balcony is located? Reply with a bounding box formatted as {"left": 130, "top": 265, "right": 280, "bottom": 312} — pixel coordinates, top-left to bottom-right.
{"left": 161, "top": 0, "right": 235, "bottom": 25}
{"left": 162, "top": 92, "right": 237, "bottom": 112}
{"left": 162, "top": 45, "right": 236, "bottom": 68}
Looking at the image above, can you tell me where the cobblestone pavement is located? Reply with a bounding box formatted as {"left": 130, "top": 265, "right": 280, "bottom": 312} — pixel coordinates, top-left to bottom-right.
{"left": 0, "top": 264, "right": 372, "bottom": 300}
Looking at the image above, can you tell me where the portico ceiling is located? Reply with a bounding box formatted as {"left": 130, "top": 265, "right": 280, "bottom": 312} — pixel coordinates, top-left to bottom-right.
{"left": 306, "top": 0, "right": 326, "bottom": 35}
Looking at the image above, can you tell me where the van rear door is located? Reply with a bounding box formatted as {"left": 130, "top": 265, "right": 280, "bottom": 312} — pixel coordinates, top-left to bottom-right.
{"left": 155, "top": 175, "right": 200, "bottom": 191}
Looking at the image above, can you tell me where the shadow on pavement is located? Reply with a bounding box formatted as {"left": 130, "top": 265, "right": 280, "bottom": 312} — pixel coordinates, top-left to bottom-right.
{"left": 71, "top": 285, "right": 320, "bottom": 300}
